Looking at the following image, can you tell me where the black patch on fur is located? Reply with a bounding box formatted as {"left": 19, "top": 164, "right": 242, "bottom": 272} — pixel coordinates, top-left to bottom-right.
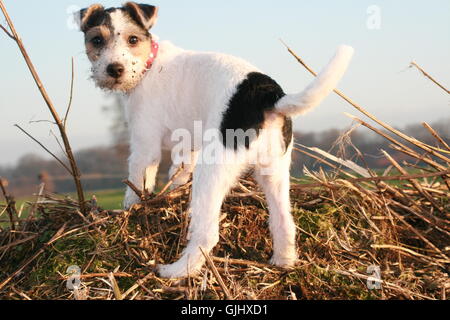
{"left": 282, "top": 117, "right": 293, "bottom": 150}
{"left": 220, "top": 72, "right": 292, "bottom": 151}
{"left": 137, "top": 4, "right": 157, "bottom": 21}
{"left": 122, "top": 3, "right": 157, "bottom": 31}
{"left": 80, "top": 7, "right": 114, "bottom": 33}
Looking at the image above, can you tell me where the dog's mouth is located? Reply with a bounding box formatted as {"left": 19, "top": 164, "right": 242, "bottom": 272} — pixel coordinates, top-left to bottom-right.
{"left": 94, "top": 76, "right": 140, "bottom": 93}
{"left": 91, "top": 63, "right": 147, "bottom": 92}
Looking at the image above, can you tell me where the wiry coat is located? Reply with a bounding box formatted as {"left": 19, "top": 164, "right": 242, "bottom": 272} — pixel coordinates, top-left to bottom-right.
{"left": 78, "top": 3, "right": 354, "bottom": 278}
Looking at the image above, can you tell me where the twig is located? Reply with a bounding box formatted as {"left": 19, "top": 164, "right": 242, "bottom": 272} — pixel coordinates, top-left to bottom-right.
{"left": 122, "top": 179, "right": 143, "bottom": 198}
{"left": 410, "top": 61, "right": 450, "bottom": 95}
{"left": 0, "top": 1, "right": 86, "bottom": 214}
{"left": 422, "top": 122, "right": 450, "bottom": 151}
{"left": 14, "top": 124, "right": 73, "bottom": 175}
{"left": 122, "top": 272, "right": 155, "bottom": 299}
{"left": 108, "top": 272, "right": 123, "bottom": 300}
{"left": 49, "top": 129, "right": 69, "bottom": 158}
{"left": 212, "top": 256, "right": 277, "bottom": 270}
{"left": 59, "top": 272, "right": 132, "bottom": 281}
{"left": 389, "top": 208, "right": 448, "bottom": 260}
{"left": 0, "top": 234, "right": 38, "bottom": 252}
{"left": 26, "top": 183, "right": 45, "bottom": 222}
{"left": 200, "top": 247, "right": 232, "bottom": 300}
{"left": 28, "top": 119, "right": 56, "bottom": 125}
{"left": 291, "top": 168, "right": 450, "bottom": 189}
{"left": 10, "top": 287, "right": 31, "bottom": 300}
{"left": 344, "top": 113, "right": 450, "bottom": 190}
{"left": 144, "top": 182, "right": 193, "bottom": 206}
{"left": 0, "top": 23, "right": 14, "bottom": 39}
{"left": 371, "top": 244, "right": 449, "bottom": 265}
{"left": 64, "top": 57, "right": 75, "bottom": 128}
{"left": 156, "top": 164, "right": 185, "bottom": 197}
{"left": 382, "top": 150, "right": 442, "bottom": 212}
{"left": 0, "top": 178, "right": 16, "bottom": 231}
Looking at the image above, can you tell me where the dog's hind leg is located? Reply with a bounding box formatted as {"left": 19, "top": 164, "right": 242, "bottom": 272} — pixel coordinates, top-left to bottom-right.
{"left": 158, "top": 153, "right": 246, "bottom": 278}
{"left": 254, "top": 144, "right": 298, "bottom": 267}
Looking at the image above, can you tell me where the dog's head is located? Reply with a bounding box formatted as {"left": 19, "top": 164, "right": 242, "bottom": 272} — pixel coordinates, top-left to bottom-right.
{"left": 77, "top": 2, "right": 158, "bottom": 92}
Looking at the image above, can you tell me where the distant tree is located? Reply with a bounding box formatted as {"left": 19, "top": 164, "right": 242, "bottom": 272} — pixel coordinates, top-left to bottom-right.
{"left": 38, "top": 171, "right": 55, "bottom": 193}
{"left": 3, "top": 114, "right": 449, "bottom": 196}
{"left": 103, "top": 95, "right": 129, "bottom": 159}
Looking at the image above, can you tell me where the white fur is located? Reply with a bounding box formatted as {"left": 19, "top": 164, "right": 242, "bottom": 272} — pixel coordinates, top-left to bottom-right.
{"left": 90, "top": 10, "right": 149, "bottom": 91}
{"left": 275, "top": 45, "right": 354, "bottom": 117}
{"left": 89, "top": 13, "right": 353, "bottom": 278}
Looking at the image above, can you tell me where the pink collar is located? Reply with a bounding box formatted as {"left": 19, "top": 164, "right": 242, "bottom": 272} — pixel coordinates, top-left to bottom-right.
{"left": 145, "top": 40, "right": 159, "bottom": 70}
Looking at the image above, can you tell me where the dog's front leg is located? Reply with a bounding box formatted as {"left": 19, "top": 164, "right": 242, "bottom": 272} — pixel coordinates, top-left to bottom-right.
{"left": 124, "top": 135, "right": 162, "bottom": 210}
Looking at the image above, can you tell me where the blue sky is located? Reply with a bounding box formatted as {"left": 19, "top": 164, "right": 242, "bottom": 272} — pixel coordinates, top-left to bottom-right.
{"left": 0, "top": 0, "right": 449, "bottom": 165}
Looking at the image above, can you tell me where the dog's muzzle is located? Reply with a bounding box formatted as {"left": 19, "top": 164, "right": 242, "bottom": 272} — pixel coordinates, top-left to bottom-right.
{"left": 107, "top": 63, "right": 125, "bottom": 79}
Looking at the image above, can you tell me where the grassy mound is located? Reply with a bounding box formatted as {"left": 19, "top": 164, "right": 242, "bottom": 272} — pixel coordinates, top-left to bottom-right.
{"left": 1, "top": 171, "right": 448, "bottom": 300}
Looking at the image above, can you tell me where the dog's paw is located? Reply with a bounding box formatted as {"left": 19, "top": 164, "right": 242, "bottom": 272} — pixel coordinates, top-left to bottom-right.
{"left": 158, "top": 257, "right": 204, "bottom": 279}
{"left": 270, "top": 254, "right": 298, "bottom": 268}
{"left": 123, "top": 188, "right": 141, "bottom": 210}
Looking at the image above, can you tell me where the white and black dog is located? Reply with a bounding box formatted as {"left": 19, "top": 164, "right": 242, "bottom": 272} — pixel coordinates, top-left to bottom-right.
{"left": 77, "top": 2, "right": 353, "bottom": 278}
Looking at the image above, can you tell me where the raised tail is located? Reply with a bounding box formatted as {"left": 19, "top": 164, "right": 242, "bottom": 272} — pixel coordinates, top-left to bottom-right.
{"left": 275, "top": 45, "right": 354, "bottom": 118}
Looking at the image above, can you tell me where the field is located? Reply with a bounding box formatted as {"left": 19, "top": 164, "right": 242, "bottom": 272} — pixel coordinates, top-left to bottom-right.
{"left": 20, "top": 189, "right": 125, "bottom": 212}
{"left": 0, "top": 190, "right": 124, "bottom": 230}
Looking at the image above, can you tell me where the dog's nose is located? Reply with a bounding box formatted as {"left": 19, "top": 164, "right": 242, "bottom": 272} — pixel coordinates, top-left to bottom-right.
{"left": 106, "top": 63, "right": 125, "bottom": 79}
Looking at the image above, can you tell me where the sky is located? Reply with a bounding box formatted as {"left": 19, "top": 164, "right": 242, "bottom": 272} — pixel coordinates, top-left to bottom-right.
{"left": 0, "top": 0, "right": 449, "bottom": 165}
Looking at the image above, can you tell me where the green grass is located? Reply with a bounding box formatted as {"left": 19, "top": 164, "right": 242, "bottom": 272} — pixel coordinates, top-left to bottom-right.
{"left": 84, "top": 189, "right": 124, "bottom": 210}
{"left": 1, "top": 189, "right": 125, "bottom": 225}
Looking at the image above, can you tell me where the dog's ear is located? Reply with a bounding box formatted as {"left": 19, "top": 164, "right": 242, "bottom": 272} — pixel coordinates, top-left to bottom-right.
{"left": 123, "top": 2, "right": 158, "bottom": 30}
{"left": 76, "top": 4, "right": 105, "bottom": 32}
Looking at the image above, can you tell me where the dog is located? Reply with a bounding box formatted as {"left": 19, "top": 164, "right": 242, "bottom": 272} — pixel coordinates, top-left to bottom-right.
{"left": 76, "top": 2, "right": 353, "bottom": 279}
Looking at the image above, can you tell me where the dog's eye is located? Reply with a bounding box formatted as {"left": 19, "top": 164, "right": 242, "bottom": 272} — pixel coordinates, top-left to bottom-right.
{"left": 91, "top": 36, "right": 104, "bottom": 47}
{"left": 128, "top": 36, "right": 139, "bottom": 45}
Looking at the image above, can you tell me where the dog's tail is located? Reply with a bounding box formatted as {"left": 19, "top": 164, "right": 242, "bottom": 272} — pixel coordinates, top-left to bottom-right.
{"left": 275, "top": 45, "right": 354, "bottom": 118}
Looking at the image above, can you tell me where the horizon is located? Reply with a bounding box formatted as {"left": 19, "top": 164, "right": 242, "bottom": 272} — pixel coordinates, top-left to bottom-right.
{"left": 1, "top": 0, "right": 449, "bottom": 166}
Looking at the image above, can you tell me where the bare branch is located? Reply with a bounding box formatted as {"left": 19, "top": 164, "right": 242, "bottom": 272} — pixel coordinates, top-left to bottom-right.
{"left": 0, "top": 23, "right": 14, "bottom": 40}
{"left": 200, "top": 247, "right": 233, "bottom": 300}
{"left": 0, "top": 178, "right": 16, "bottom": 231}
{"left": 64, "top": 57, "right": 75, "bottom": 128}
{"left": 410, "top": 61, "right": 450, "bottom": 95}
{"left": 155, "top": 163, "right": 185, "bottom": 197}
{"left": 28, "top": 119, "right": 57, "bottom": 125}
{"left": 14, "top": 124, "right": 73, "bottom": 175}
{"left": 122, "top": 179, "right": 143, "bottom": 199}
{"left": 422, "top": 122, "right": 450, "bottom": 151}
{"left": 0, "top": 0, "right": 86, "bottom": 213}
{"left": 49, "top": 129, "right": 69, "bottom": 158}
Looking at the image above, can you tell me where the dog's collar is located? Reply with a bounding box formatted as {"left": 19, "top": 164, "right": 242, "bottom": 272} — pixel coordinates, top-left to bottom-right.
{"left": 145, "top": 40, "right": 159, "bottom": 71}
